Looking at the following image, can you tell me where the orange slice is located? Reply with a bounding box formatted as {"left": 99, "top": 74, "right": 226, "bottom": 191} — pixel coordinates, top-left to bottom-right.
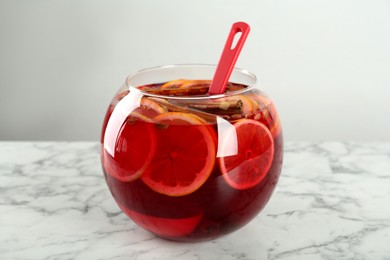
{"left": 118, "top": 203, "right": 203, "bottom": 237}
{"left": 180, "top": 80, "right": 211, "bottom": 89}
{"left": 103, "top": 112, "right": 156, "bottom": 182}
{"left": 248, "top": 93, "right": 281, "bottom": 137}
{"left": 141, "top": 112, "right": 216, "bottom": 196}
{"left": 160, "top": 79, "right": 187, "bottom": 89}
{"left": 225, "top": 82, "right": 247, "bottom": 92}
{"left": 218, "top": 119, "right": 274, "bottom": 190}
{"left": 237, "top": 95, "right": 256, "bottom": 116}
{"left": 217, "top": 94, "right": 255, "bottom": 117}
{"left": 133, "top": 98, "right": 167, "bottom": 119}
{"left": 248, "top": 92, "right": 271, "bottom": 107}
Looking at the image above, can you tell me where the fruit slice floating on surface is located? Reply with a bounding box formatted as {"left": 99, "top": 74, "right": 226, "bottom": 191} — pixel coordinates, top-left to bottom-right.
{"left": 160, "top": 79, "right": 187, "bottom": 89}
{"left": 225, "top": 82, "right": 247, "bottom": 92}
{"left": 180, "top": 80, "right": 211, "bottom": 89}
{"left": 103, "top": 112, "right": 156, "bottom": 182}
{"left": 218, "top": 119, "right": 274, "bottom": 190}
{"left": 118, "top": 203, "right": 203, "bottom": 237}
{"left": 141, "top": 112, "right": 216, "bottom": 197}
{"left": 137, "top": 80, "right": 250, "bottom": 97}
{"left": 133, "top": 98, "right": 168, "bottom": 119}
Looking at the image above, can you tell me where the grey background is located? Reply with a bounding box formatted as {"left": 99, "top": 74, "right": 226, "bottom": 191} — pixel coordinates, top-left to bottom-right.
{"left": 1, "top": 0, "right": 389, "bottom": 141}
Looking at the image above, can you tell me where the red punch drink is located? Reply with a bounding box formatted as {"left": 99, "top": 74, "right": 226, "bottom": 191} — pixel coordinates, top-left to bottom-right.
{"left": 101, "top": 65, "right": 283, "bottom": 242}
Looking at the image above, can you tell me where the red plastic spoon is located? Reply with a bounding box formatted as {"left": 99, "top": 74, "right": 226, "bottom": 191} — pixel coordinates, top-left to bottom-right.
{"left": 208, "top": 22, "right": 250, "bottom": 94}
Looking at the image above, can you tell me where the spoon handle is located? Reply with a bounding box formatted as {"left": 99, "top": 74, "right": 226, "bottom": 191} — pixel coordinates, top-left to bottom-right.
{"left": 208, "top": 22, "right": 250, "bottom": 94}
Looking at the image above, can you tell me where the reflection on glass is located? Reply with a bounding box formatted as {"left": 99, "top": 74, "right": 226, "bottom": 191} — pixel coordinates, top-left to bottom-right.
{"left": 216, "top": 116, "right": 238, "bottom": 157}
{"left": 104, "top": 88, "right": 143, "bottom": 156}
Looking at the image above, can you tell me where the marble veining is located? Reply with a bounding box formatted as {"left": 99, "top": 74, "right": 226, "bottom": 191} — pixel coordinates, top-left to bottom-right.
{"left": 1, "top": 142, "right": 389, "bottom": 259}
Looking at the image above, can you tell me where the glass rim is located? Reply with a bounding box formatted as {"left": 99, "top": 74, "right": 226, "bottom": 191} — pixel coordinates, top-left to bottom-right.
{"left": 125, "top": 64, "right": 258, "bottom": 100}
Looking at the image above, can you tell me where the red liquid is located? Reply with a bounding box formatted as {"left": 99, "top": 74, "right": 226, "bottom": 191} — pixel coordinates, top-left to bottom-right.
{"left": 101, "top": 83, "right": 283, "bottom": 242}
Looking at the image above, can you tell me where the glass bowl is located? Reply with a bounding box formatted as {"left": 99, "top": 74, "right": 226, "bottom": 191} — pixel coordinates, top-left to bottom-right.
{"left": 100, "top": 64, "right": 283, "bottom": 242}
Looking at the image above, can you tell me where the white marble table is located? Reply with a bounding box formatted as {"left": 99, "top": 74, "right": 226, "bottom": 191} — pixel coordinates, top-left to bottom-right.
{"left": 0, "top": 142, "right": 389, "bottom": 259}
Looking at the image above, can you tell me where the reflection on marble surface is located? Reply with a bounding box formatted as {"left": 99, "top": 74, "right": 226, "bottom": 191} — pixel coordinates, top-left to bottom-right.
{"left": 0, "top": 142, "right": 389, "bottom": 259}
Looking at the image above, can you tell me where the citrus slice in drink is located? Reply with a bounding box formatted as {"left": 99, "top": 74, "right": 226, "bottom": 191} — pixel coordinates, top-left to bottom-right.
{"left": 217, "top": 94, "right": 255, "bottom": 117}
{"left": 103, "top": 112, "right": 156, "bottom": 182}
{"left": 180, "top": 80, "right": 211, "bottom": 89}
{"left": 225, "top": 82, "right": 247, "bottom": 92}
{"left": 160, "top": 79, "right": 187, "bottom": 89}
{"left": 118, "top": 204, "right": 203, "bottom": 237}
{"left": 218, "top": 119, "right": 274, "bottom": 190}
{"left": 248, "top": 93, "right": 281, "bottom": 137}
{"left": 133, "top": 98, "right": 168, "bottom": 119}
{"left": 238, "top": 95, "right": 257, "bottom": 116}
{"left": 141, "top": 112, "right": 216, "bottom": 196}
